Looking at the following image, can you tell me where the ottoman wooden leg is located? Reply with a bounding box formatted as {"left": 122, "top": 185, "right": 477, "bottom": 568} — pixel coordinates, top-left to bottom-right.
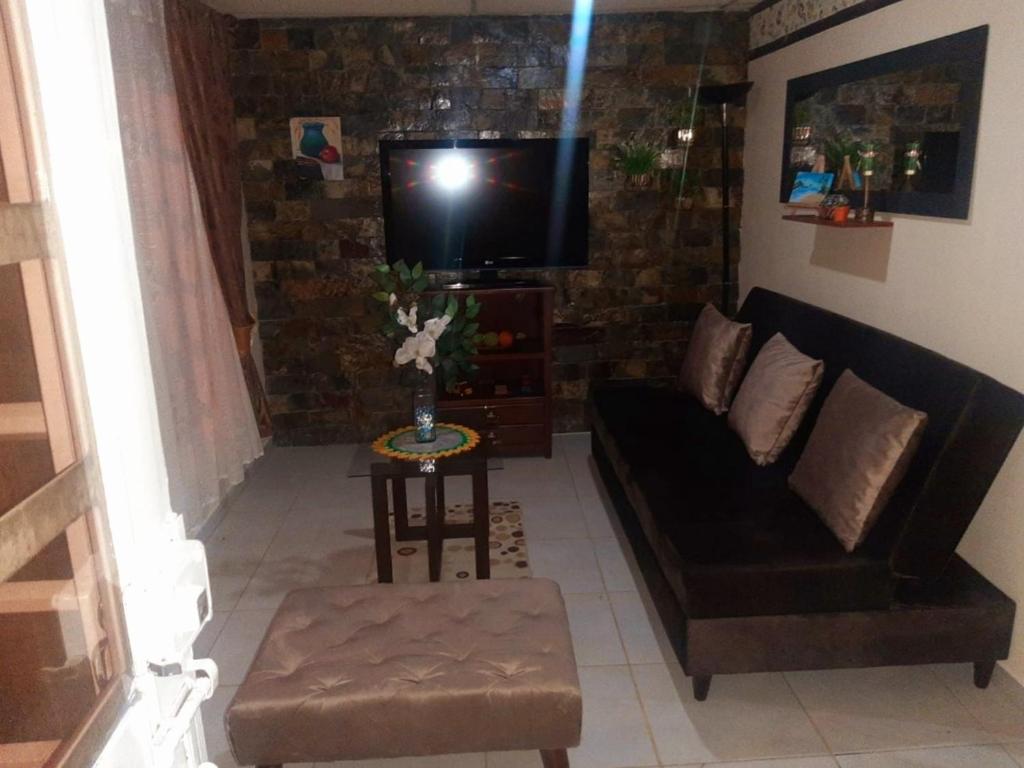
{"left": 540, "top": 748, "right": 569, "bottom": 768}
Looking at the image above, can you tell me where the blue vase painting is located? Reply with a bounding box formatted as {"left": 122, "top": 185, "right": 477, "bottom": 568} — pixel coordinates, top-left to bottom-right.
{"left": 298, "top": 122, "right": 328, "bottom": 159}
{"left": 290, "top": 116, "right": 344, "bottom": 180}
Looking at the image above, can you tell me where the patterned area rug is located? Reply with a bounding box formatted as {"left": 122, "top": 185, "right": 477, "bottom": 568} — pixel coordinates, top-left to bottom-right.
{"left": 374, "top": 501, "right": 531, "bottom": 583}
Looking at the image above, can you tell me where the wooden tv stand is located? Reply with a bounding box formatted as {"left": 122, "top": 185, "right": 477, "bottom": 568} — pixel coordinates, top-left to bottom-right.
{"left": 434, "top": 282, "right": 554, "bottom": 458}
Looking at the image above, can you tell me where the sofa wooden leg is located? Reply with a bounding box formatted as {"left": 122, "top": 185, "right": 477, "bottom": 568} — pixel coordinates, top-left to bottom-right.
{"left": 692, "top": 675, "right": 712, "bottom": 701}
{"left": 540, "top": 748, "right": 570, "bottom": 767}
{"left": 974, "top": 660, "right": 996, "bottom": 689}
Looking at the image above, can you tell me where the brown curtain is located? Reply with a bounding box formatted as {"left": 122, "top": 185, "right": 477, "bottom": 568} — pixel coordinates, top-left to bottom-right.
{"left": 164, "top": 0, "right": 272, "bottom": 436}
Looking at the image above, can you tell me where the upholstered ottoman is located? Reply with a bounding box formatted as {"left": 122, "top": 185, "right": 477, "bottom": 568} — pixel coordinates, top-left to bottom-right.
{"left": 225, "top": 578, "right": 582, "bottom": 767}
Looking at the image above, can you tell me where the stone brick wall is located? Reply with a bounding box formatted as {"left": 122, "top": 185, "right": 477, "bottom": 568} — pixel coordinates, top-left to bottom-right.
{"left": 230, "top": 12, "right": 748, "bottom": 445}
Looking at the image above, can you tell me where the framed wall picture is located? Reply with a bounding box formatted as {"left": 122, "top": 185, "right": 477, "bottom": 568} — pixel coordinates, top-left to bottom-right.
{"left": 289, "top": 116, "right": 343, "bottom": 180}
{"left": 788, "top": 171, "right": 834, "bottom": 206}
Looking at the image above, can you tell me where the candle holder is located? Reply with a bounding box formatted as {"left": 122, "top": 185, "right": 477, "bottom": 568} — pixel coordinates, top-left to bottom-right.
{"left": 857, "top": 142, "right": 878, "bottom": 221}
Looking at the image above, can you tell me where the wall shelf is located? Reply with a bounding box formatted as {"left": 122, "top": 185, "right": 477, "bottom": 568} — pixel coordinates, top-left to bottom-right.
{"left": 782, "top": 214, "right": 893, "bottom": 229}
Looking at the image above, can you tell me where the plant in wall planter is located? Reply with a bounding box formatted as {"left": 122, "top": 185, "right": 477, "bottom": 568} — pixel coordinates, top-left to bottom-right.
{"left": 614, "top": 141, "right": 661, "bottom": 189}
{"left": 371, "top": 260, "right": 481, "bottom": 440}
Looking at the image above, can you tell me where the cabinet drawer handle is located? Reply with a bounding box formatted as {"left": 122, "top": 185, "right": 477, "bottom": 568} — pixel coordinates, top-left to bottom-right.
{"left": 486, "top": 431, "right": 502, "bottom": 446}
{"left": 484, "top": 409, "right": 499, "bottom": 424}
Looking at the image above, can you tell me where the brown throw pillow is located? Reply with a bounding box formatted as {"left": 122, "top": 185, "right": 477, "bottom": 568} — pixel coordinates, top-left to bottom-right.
{"left": 728, "top": 333, "right": 824, "bottom": 466}
{"left": 679, "top": 303, "right": 752, "bottom": 415}
{"left": 789, "top": 370, "right": 928, "bottom": 552}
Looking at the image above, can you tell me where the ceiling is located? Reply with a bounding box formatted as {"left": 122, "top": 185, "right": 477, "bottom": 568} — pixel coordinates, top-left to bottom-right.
{"left": 202, "top": 0, "right": 756, "bottom": 19}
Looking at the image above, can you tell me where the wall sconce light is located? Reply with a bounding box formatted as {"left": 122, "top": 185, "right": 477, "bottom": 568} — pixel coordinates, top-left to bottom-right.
{"left": 676, "top": 127, "right": 695, "bottom": 146}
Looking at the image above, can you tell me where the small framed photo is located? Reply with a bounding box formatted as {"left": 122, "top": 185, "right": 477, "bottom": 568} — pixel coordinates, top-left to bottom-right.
{"left": 788, "top": 171, "right": 835, "bottom": 206}
{"left": 289, "top": 116, "right": 343, "bottom": 180}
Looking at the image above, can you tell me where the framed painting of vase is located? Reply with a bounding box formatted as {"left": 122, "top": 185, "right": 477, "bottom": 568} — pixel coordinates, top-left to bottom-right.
{"left": 289, "top": 116, "right": 343, "bottom": 180}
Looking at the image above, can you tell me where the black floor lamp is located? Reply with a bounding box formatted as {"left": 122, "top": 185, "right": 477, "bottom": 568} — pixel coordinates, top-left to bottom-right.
{"left": 698, "top": 81, "right": 753, "bottom": 315}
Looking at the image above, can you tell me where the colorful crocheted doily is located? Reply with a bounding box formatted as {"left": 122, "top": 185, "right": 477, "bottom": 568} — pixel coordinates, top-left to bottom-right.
{"left": 371, "top": 423, "right": 481, "bottom": 461}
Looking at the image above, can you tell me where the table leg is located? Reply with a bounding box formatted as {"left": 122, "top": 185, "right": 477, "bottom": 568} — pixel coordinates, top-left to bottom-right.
{"left": 473, "top": 465, "right": 490, "bottom": 580}
{"left": 393, "top": 476, "right": 412, "bottom": 541}
{"left": 436, "top": 474, "right": 447, "bottom": 521}
{"left": 371, "top": 475, "right": 392, "bottom": 583}
{"left": 425, "top": 475, "right": 442, "bottom": 582}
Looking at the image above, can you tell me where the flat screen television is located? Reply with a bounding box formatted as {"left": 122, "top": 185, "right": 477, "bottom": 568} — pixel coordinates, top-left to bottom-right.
{"left": 379, "top": 138, "right": 589, "bottom": 276}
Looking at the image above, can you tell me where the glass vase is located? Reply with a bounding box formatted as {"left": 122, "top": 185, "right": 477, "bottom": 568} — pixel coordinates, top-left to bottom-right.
{"left": 412, "top": 371, "right": 437, "bottom": 443}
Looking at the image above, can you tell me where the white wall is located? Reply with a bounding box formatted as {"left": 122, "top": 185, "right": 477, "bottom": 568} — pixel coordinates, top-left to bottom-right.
{"left": 741, "top": 0, "right": 1024, "bottom": 682}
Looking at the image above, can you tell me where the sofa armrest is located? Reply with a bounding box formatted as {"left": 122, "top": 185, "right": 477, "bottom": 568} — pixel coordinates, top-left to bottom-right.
{"left": 892, "top": 376, "right": 1024, "bottom": 581}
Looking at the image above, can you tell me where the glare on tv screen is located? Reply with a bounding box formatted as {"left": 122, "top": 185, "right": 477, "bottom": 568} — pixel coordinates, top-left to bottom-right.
{"left": 380, "top": 138, "right": 589, "bottom": 272}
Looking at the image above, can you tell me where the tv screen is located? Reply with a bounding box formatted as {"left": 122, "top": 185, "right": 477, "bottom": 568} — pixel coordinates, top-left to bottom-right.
{"left": 379, "top": 138, "right": 589, "bottom": 272}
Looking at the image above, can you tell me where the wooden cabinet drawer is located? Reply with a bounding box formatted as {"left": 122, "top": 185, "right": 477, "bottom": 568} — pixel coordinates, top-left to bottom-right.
{"left": 437, "top": 401, "right": 545, "bottom": 429}
{"left": 480, "top": 424, "right": 547, "bottom": 454}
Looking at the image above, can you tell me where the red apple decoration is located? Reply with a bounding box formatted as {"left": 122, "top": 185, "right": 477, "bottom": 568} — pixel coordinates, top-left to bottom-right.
{"left": 319, "top": 145, "right": 340, "bottom": 164}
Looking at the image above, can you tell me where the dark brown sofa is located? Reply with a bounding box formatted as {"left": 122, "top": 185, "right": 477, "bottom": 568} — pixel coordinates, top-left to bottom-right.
{"left": 590, "top": 288, "right": 1023, "bottom": 700}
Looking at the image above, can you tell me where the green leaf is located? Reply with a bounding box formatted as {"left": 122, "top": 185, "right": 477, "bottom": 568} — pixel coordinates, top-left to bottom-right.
{"left": 465, "top": 303, "right": 480, "bottom": 319}
{"left": 411, "top": 276, "right": 428, "bottom": 293}
{"left": 396, "top": 260, "right": 412, "bottom": 283}
{"left": 466, "top": 294, "right": 477, "bottom": 307}
{"left": 372, "top": 291, "right": 390, "bottom": 302}
{"left": 444, "top": 296, "right": 458, "bottom": 319}
{"left": 432, "top": 294, "right": 446, "bottom": 313}
{"left": 463, "top": 321, "right": 479, "bottom": 337}
{"left": 411, "top": 262, "right": 424, "bottom": 279}
{"left": 375, "top": 263, "right": 391, "bottom": 274}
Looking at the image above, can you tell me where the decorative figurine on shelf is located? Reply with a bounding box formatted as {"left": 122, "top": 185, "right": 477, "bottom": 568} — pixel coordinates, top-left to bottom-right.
{"left": 904, "top": 141, "right": 923, "bottom": 176}
{"left": 856, "top": 141, "right": 878, "bottom": 222}
{"left": 901, "top": 140, "right": 923, "bottom": 192}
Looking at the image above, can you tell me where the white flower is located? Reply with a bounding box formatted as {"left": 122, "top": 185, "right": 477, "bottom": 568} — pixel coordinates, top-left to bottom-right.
{"left": 389, "top": 293, "right": 398, "bottom": 307}
{"left": 396, "top": 304, "right": 418, "bottom": 332}
{"left": 394, "top": 335, "right": 418, "bottom": 367}
{"left": 393, "top": 330, "right": 436, "bottom": 375}
{"left": 423, "top": 315, "right": 451, "bottom": 340}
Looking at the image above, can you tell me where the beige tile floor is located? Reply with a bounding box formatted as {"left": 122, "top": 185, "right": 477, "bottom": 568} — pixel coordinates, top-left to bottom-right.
{"left": 198, "top": 434, "right": 1024, "bottom": 768}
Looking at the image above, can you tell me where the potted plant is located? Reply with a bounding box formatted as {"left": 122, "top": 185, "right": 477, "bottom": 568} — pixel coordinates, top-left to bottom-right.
{"left": 371, "top": 260, "right": 481, "bottom": 440}
{"left": 823, "top": 132, "right": 862, "bottom": 191}
{"left": 614, "top": 141, "right": 661, "bottom": 188}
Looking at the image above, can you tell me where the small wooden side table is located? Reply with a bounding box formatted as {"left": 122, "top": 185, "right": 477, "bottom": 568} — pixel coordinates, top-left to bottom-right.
{"left": 370, "top": 452, "right": 490, "bottom": 583}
